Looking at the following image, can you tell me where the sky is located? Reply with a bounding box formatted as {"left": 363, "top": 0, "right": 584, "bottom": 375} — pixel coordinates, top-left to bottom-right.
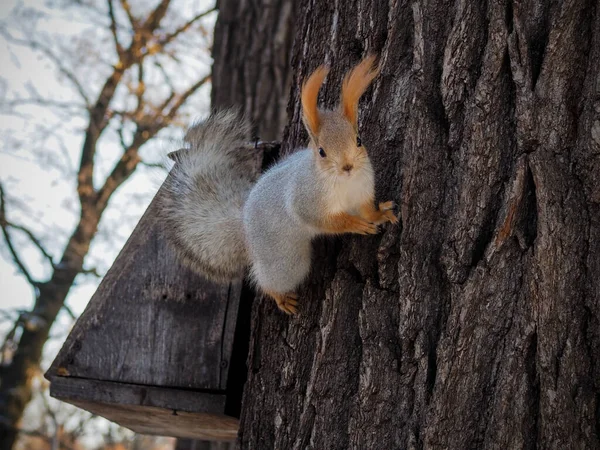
{"left": 0, "top": 0, "right": 216, "bottom": 442}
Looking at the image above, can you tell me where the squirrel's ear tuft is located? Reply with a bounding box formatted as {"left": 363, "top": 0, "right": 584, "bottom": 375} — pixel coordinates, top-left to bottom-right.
{"left": 301, "top": 65, "right": 329, "bottom": 139}
{"left": 340, "top": 54, "right": 380, "bottom": 129}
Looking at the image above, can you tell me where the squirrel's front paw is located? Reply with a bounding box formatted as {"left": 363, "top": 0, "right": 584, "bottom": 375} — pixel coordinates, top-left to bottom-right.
{"left": 378, "top": 201, "right": 399, "bottom": 224}
{"left": 267, "top": 291, "right": 299, "bottom": 315}
{"left": 351, "top": 217, "right": 379, "bottom": 235}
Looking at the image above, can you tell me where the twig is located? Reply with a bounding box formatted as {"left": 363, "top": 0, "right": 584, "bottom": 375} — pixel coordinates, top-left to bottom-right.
{"left": 119, "top": 0, "right": 138, "bottom": 30}
{"left": 157, "top": 7, "right": 217, "bottom": 46}
{"left": 0, "top": 29, "right": 91, "bottom": 107}
{"left": 6, "top": 223, "right": 54, "bottom": 267}
{"left": 133, "top": 61, "right": 146, "bottom": 117}
{"left": 0, "top": 97, "right": 86, "bottom": 111}
{"left": 139, "top": 160, "right": 168, "bottom": 170}
{"left": 107, "top": 0, "right": 124, "bottom": 57}
{"left": 61, "top": 303, "right": 77, "bottom": 320}
{"left": 0, "top": 184, "right": 55, "bottom": 268}
{"left": 142, "top": 0, "right": 172, "bottom": 32}
{"left": 161, "top": 74, "right": 211, "bottom": 118}
{"left": 0, "top": 183, "right": 40, "bottom": 287}
{"left": 117, "top": 124, "right": 129, "bottom": 149}
{"left": 79, "top": 267, "right": 101, "bottom": 277}
{"left": 153, "top": 58, "right": 176, "bottom": 93}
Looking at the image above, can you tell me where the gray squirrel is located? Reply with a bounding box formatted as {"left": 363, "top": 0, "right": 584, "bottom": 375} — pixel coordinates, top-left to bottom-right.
{"left": 160, "top": 55, "right": 398, "bottom": 314}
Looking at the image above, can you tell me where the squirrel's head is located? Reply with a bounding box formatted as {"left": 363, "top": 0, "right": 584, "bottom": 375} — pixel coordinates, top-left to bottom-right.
{"left": 301, "top": 55, "right": 380, "bottom": 178}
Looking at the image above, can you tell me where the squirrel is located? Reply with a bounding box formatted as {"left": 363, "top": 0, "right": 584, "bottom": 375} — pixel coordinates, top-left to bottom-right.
{"left": 159, "top": 55, "right": 398, "bottom": 314}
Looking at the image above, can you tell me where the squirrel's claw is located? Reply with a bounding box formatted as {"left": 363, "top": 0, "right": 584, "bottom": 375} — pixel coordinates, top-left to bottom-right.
{"left": 378, "top": 201, "right": 399, "bottom": 225}
{"left": 268, "top": 291, "right": 299, "bottom": 315}
{"left": 355, "top": 218, "right": 379, "bottom": 235}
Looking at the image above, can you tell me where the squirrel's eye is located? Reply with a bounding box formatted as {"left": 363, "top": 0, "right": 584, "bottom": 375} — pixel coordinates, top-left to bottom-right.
{"left": 318, "top": 147, "right": 327, "bottom": 158}
{"left": 357, "top": 136, "right": 362, "bottom": 147}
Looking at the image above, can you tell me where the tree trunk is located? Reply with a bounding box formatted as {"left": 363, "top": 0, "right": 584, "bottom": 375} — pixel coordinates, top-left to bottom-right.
{"left": 211, "top": 0, "right": 297, "bottom": 140}
{"left": 238, "top": 0, "right": 600, "bottom": 449}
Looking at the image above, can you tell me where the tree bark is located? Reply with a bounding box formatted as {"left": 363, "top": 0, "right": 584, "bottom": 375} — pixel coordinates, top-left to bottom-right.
{"left": 237, "top": 0, "right": 600, "bottom": 449}
{"left": 211, "top": 0, "right": 297, "bottom": 140}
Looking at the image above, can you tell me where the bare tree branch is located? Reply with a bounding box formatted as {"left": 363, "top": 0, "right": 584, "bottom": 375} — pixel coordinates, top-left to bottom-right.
{"left": 93, "top": 73, "right": 211, "bottom": 204}
{"left": 119, "top": 0, "right": 138, "bottom": 30}
{"left": 157, "top": 7, "right": 217, "bottom": 47}
{"left": 0, "top": 183, "right": 56, "bottom": 270}
{"left": 95, "top": 145, "right": 143, "bottom": 213}
{"left": 4, "top": 222, "right": 55, "bottom": 267}
{"left": 153, "top": 58, "right": 176, "bottom": 92}
{"left": 68, "top": 412, "right": 98, "bottom": 440}
{"left": 78, "top": 70, "right": 130, "bottom": 208}
{"left": 78, "top": 0, "right": 178, "bottom": 207}
{"left": 0, "top": 183, "right": 40, "bottom": 287}
{"left": 79, "top": 267, "right": 101, "bottom": 277}
{"left": 0, "top": 97, "right": 86, "bottom": 111}
{"left": 142, "top": 0, "right": 172, "bottom": 32}
{"left": 162, "top": 74, "right": 211, "bottom": 119}
{"left": 139, "top": 160, "right": 168, "bottom": 170}
{"left": 0, "top": 2, "right": 216, "bottom": 445}
{"left": 116, "top": 123, "right": 128, "bottom": 149}
{"left": 133, "top": 62, "right": 146, "bottom": 118}
{"left": 0, "top": 30, "right": 92, "bottom": 108}
{"left": 61, "top": 304, "right": 77, "bottom": 321}
{"left": 107, "top": 0, "right": 124, "bottom": 57}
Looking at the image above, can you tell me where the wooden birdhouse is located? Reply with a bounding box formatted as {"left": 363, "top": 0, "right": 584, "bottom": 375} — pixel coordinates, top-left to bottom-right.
{"left": 46, "top": 142, "right": 279, "bottom": 441}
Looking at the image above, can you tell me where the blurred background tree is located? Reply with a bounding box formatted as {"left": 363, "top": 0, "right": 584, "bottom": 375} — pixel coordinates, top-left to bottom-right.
{"left": 0, "top": 0, "right": 216, "bottom": 447}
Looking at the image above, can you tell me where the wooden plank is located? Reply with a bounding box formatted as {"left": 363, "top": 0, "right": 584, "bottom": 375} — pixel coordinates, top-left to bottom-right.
{"left": 49, "top": 376, "right": 226, "bottom": 413}
{"left": 67, "top": 400, "right": 237, "bottom": 441}
{"left": 49, "top": 377, "right": 238, "bottom": 441}
{"left": 47, "top": 182, "right": 242, "bottom": 390}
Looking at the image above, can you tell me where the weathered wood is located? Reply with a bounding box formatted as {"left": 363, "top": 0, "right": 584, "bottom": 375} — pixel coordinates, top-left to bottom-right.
{"left": 237, "top": 0, "right": 600, "bottom": 449}
{"left": 49, "top": 376, "right": 227, "bottom": 414}
{"left": 47, "top": 181, "right": 242, "bottom": 390}
{"left": 66, "top": 400, "right": 235, "bottom": 441}
{"left": 50, "top": 377, "right": 238, "bottom": 440}
{"left": 46, "top": 141, "right": 281, "bottom": 440}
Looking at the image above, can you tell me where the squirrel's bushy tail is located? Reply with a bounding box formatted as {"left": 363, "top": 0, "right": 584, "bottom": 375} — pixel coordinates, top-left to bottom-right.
{"left": 159, "top": 109, "right": 259, "bottom": 282}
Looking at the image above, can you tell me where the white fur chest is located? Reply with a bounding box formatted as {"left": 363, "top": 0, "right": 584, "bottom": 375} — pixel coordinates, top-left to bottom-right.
{"left": 324, "top": 163, "right": 375, "bottom": 215}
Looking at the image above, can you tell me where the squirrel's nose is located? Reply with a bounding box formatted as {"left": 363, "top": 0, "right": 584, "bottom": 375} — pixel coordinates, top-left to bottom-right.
{"left": 342, "top": 164, "right": 353, "bottom": 173}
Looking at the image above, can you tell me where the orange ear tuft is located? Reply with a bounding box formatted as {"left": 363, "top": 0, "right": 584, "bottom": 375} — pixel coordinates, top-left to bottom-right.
{"left": 301, "top": 65, "right": 329, "bottom": 137}
{"left": 340, "top": 54, "right": 380, "bottom": 128}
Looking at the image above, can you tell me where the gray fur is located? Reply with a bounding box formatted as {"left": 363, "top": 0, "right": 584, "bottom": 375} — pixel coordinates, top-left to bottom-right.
{"left": 161, "top": 108, "right": 376, "bottom": 300}
{"left": 243, "top": 150, "right": 327, "bottom": 293}
{"left": 159, "top": 109, "right": 259, "bottom": 282}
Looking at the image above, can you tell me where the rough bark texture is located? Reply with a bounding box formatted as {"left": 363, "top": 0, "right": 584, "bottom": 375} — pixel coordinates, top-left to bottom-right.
{"left": 238, "top": 0, "right": 600, "bottom": 449}
{"left": 211, "top": 0, "right": 297, "bottom": 140}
